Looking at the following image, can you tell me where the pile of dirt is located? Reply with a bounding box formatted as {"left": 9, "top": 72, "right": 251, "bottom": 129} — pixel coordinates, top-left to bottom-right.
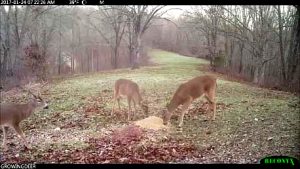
{"left": 134, "top": 116, "right": 169, "bottom": 130}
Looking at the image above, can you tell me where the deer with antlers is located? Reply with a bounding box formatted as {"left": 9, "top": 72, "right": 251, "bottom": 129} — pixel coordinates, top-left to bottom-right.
{"left": 0, "top": 83, "right": 49, "bottom": 150}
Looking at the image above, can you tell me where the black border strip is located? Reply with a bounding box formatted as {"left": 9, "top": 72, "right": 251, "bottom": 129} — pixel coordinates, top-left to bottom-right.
{"left": 0, "top": 0, "right": 298, "bottom": 5}
{"left": 33, "top": 164, "right": 274, "bottom": 169}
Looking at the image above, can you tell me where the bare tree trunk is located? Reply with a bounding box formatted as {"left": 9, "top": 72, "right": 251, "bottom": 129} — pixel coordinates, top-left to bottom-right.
{"left": 86, "top": 28, "right": 90, "bottom": 73}
{"left": 1, "top": 7, "right": 11, "bottom": 81}
{"left": 228, "top": 40, "right": 233, "bottom": 67}
{"left": 87, "top": 48, "right": 90, "bottom": 73}
{"left": 13, "top": 6, "right": 29, "bottom": 81}
{"left": 253, "top": 64, "right": 260, "bottom": 84}
{"left": 41, "top": 29, "right": 47, "bottom": 80}
{"left": 124, "top": 6, "right": 165, "bottom": 69}
{"left": 79, "top": 48, "right": 84, "bottom": 73}
{"left": 210, "top": 33, "right": 217, "bottom": 70}
{"left": 97, "top": 48, "right": 99, "bottom": 71}
{"left": 112, "top": 46, "right": 118, "bottom": 69}
{"left": 91, "top": 48, "right": 94, "bottom": 72}
{"left": 58, "top": 13, "right": 62, "bottom": 75}
{"left": 132, "top": 33, "right": 141, "bottom": 69}
{"left": 224, "top": 30, "right": 229, "bottom": 67}
{"left": 286, "top": 5, "right": 300, "bottom": 92}
{"left": 71, "top": 17, "right": 75, "bottom": 74}
{"left": 238, "top": 43, "right": 244, "bottom": 73}
{"left": 127, "top": 21, "right": 134, "bottom": 65}
{"left": 0, "top": 7, "right": 3, "bottom": 79}
{"left": 129, "top": 46, "right": 134, "bottom": 65}
{"left": 277, "top": 5, "right": 287, "bottom": 83}
{"left": 259, "top": 62, "right": 266, "bottom": 85}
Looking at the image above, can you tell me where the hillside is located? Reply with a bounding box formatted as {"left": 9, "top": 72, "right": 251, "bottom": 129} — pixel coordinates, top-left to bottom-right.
{"left": 1, "top": 49, "right": 299, "bottom": 163}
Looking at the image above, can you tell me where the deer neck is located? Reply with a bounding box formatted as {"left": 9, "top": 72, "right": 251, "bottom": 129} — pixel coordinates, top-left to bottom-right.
{"left": 167, "top": 99, "right": 178, "bottom": 113}
{"left": 134, "top": 92, "right": 142, "bottom": 105}
{"left": 24, "top": 101, "right": 37, "bottom": 119}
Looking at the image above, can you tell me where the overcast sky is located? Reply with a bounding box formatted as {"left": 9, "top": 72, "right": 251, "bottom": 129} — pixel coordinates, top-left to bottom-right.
{"left": 163, "top": 5, "right": 192, "bottom": 19}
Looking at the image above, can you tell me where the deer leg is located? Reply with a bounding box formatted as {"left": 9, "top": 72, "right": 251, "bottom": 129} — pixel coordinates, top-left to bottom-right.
{"left": 205, "top": 93, "right": 216, "bottom": 121}
{"left": 132, "top": 100, "right": 137, "bottom": 120}
{"left": 204, "top": 102, "right": 209, "bottom": 112}
{"left": 111, "top": 89, "right": 120, "bottom": 116}
{"left": 13, "top": 123, "right": 31, "bottom": 149}
{"left": 143, "top": 104, "right": 149, "bottom": 116}
{"left": 117, "top": 97, "right": 121, "bottom": 110}
{"left": 127, "top": 97, "right": 132, "bottom": 121}
{"left": 2, "top": 126, "right": 8, "bottom": 151}
{"left": 111, "top": 98, "right": 117, "bottom": 116}
{"left": 204, "top": 90, "right": 216, "bottom": 133}
{"left": 198, "top": 94, "right": 208, "bottom": 113}
{"left": 111, "top": 100, "right": 115, "bottom": 116}
{"left": 178, "top": 98, "right": 193, "bottom": 128}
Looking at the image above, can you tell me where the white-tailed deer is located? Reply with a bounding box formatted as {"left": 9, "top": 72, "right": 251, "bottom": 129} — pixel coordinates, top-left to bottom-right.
{"left": 162, "top": 75, "right": 217, "bottom": 127}
{"left": 111, "top": 79, "right": 148, "bottom": 121}
{"left": 0, "top": 88, "right": 48, "bottom": 150}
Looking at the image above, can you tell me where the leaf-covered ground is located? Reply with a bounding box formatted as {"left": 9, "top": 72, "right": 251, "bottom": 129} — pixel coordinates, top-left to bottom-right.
{"left": 1, "top": 49, "right": 299, "bottom": 163}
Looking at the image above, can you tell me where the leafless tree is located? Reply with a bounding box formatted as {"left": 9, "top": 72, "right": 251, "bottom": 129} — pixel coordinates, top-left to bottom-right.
{"left": 122, "top": 6, "right": 166, "bottom": 69}
{"left": 87, "top": 6, "right": 127, "bottom": 69}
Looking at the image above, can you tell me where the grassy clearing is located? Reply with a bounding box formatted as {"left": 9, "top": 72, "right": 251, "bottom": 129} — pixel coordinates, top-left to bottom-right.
{"left": 1, "top": 49, "right": 299, "bottom": 163}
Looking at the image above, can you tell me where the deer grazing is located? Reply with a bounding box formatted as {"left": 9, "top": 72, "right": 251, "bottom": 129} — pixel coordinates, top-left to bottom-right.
{"left": 111, "top": 79, "right": 148, "bottom": 121}
{"left": 0, "top": 88, "right": 48, "bottom": 150}
{"left": 162, "top": 75, "right": 217, "bottom": 127}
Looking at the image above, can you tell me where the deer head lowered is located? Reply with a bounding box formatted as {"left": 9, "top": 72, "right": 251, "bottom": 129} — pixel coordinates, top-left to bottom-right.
{"left": 162, "top": 75, "right": 217, "bottom": 128}
{"left": 111, "top": 79, "right": 149, "bottom": 121}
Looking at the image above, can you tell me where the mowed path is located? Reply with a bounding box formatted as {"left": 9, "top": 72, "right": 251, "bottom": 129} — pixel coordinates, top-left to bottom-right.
{"left": 1, "top": 49, "right": 299, "bottom": 163}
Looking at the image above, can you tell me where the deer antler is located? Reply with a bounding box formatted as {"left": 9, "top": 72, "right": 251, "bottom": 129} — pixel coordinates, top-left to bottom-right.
{"left": 41, "top": 81, "right": 48, "bottom": 88}
{"left": 19, "top": 85, "right": 39, "bottom": 99}
{"left": 37, "top": 91, "right": 43, "bottom": 100}
{"left": 22, "top": 81, "right": 48, "bottom": 100}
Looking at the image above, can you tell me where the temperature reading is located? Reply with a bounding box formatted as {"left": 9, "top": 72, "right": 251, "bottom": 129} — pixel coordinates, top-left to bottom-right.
{"left": 99, "top": 0, "right": 104, "bottom": 4}
{"left": 69, "top": 0, "right": 79, "bottom": 4}
{"left": 81, "top": 0, "right": 86, "bottom": 5}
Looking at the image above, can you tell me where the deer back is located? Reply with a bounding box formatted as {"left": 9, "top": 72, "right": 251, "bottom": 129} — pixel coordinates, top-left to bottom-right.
{"left": 115, "top": 79, "right": 142, "bottom": 103}
{"left": 183, "top": 75, "right": 216, "bottom": 99}
{"left": 167, "top": 75, "right": 217, "bottom": 112}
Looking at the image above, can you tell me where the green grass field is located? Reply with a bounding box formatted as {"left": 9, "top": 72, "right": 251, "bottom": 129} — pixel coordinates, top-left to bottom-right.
{"left": 1, "top": 49, "right": 299, "bottom": 163}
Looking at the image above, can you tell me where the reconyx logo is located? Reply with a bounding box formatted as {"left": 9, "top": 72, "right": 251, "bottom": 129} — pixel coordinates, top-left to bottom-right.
{"left": 260, "top": 156, "right": 299, "bottom": 167}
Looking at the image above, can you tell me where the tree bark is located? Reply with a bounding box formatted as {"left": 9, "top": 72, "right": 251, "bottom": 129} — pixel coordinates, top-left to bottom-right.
{"left": 286, "top": 6, "right": 300, "bottom": 92}
{"left": 71, "top": 16, "right": 75, "bottom": 73}
{"left": 238, "top": 42, "right": 244, "bottom": 73}
{"left": 277, "top": 5, "right": 287, "bottom": 83}
{"left": 58, "top": 13, "right": 62, "bottom": 75}
{"left": 132, "top": 33, "right": 141, "bottom": 69}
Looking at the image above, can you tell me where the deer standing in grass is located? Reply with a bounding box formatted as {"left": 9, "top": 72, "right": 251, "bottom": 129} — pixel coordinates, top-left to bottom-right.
{"left": 111, "top": 79, "right": 148, "bottom": 121}
{"left": 0, "top": 89, "right": 48, "bottom": 150}
{"left": 163, "top": 75, "right": 217, "bottom": 127}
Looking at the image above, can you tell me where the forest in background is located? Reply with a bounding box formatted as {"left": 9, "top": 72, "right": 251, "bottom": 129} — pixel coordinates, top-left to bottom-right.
{"left": 0, "top": 5, "right": 299, "bottom": 93}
